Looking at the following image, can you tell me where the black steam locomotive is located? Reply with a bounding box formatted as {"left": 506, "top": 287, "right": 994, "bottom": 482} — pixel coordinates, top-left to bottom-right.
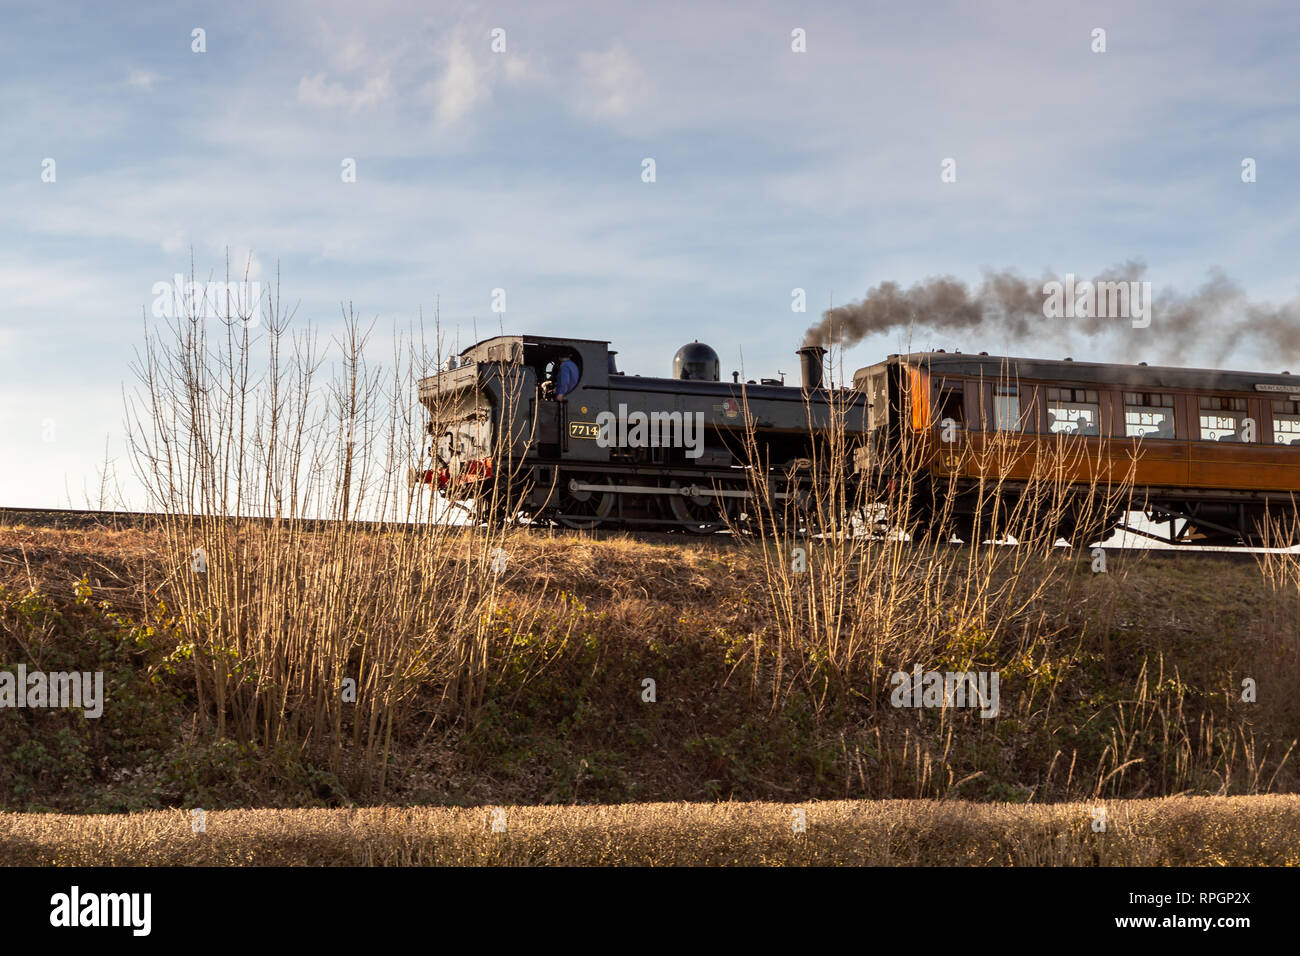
{"left": 416, "top": 334, "right": 868, "bottom": 531}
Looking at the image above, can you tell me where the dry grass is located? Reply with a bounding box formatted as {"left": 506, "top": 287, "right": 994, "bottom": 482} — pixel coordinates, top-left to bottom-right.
{"left": 121, "top": 301, "right": 539, "bottom": 793}
{"left": 724, "top": 358, "right": 1144, "bottom": 728}
{"left": 2, "top": 520, "right": 1298, "bottom": 810}
{"left": 3, "top": 795, "right": 1297, "bottom": 866}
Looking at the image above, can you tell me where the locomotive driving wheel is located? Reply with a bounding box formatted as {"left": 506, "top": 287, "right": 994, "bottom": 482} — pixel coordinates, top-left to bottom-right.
{"left": 556, "top": 472, "right": 616, "bottom": 530}
{"left": 665, "top": 480, "right": 734, "bottom": 534}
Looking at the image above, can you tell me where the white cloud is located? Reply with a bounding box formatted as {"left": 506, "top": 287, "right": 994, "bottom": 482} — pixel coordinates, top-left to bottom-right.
{"left": 577, "top": 42, "right": 643, "bottom": 118}
{"left": 429, "top": 30, "right": 490, "bottom": 129}
{"left": 297, "top": 71, "right": 393, "bottom": 111}
{"left": 333, "top": 38, "right": 372, "bottom": 73}
{"left": 127, "top": 67, "right": 159, "bottom": 90}
{"left": 504, "top": 56, "right": 532, "bottom": 84}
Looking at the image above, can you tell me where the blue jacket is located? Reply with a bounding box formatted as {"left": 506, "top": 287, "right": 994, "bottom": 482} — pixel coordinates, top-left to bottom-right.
{"left": 557, "top": 359, "right": 580, "bottom": 397}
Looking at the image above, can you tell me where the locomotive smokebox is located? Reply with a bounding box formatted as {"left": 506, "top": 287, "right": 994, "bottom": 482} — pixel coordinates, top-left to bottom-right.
{"left": 797, "top": 345, "right": 827, "bottom": 391}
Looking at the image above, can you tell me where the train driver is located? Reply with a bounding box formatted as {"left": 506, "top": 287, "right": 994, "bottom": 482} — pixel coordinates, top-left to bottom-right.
{"left": 556, "top": 354, "right": 581, "bottom": 401}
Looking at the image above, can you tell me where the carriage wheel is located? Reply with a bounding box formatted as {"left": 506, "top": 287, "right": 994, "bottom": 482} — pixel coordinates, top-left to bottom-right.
{"left": 1060, "top": 505, "right": 1122, "bottom": 549}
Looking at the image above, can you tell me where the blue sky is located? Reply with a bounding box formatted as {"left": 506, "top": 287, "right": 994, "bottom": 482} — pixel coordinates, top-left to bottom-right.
{"left": 2, "top": 0, "right": 1299, "bottom": 506}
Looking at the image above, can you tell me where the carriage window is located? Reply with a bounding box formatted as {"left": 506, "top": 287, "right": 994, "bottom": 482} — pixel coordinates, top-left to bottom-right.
{"left": 1124, "top": 392, "right": 1175, "bottom": 439}
{"left": 1273, "top": 400, "right": 1300, "bottom": 445}
{"left": 993, "top": 385, "right": 1023, "bottom": 431}
{"left": 1199, "top": 396, "right": 1249, "bottom": 442}
{"left": 1046, "top": 387, "right": 1100, "bottom": 436}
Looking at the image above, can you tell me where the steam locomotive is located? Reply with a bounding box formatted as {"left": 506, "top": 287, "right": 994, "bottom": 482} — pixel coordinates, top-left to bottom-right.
{"left": 418, "top": 334, "right": 1300, "bottom": 544}
{"left": 416, "top": 334, "right": 866, "bottom": 531}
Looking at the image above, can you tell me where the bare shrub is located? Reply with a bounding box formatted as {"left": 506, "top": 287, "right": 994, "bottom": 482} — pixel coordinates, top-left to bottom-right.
{"left": 125, "top": 265, "right": 544, "bottom": 792}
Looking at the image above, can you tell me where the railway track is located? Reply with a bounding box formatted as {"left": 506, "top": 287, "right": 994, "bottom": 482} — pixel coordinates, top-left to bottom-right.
{"left": 0, "top": 506, "right": 457, "bottom": 535}
{"left": 0, "top": 505, "right": 1289, "bottom": 561}
{"left": 1, "top": 507, "right": 167, "bottom": 530}
{"left": 0, "top": 506, "right": 732, "bottom": 545}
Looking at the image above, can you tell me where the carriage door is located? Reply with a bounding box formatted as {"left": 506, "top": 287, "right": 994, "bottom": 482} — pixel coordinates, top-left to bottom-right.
{"left": 934, "top": 379, "right": 966, "bottom": 473}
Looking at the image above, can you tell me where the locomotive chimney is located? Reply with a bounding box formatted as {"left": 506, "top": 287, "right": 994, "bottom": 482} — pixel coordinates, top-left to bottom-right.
{"left": 797, "top": 345, "right": 826, "bottom": 391}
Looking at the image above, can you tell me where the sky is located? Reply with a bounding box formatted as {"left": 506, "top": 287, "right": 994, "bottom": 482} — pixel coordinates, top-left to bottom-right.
{"left": 2, "top": 0, "right": 1299, "bottom": 507}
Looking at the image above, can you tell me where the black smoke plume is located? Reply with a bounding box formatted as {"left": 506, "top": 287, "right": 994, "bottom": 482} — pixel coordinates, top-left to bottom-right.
{"left": 804, "top": 261, "right": 1300, "bottom": 366}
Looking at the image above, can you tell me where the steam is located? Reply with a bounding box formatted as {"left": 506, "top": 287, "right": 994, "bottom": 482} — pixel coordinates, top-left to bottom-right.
{"left": 804, "top": 261, "right": 1300, "bottom": 366}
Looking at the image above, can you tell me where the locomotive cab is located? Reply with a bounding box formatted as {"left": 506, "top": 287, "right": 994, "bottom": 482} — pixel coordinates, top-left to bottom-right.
{"left": 418, "top": 335, "right": 616, "bottom": 494}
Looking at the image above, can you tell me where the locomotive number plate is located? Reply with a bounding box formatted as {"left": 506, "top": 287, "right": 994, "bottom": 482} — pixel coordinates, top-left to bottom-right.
{"left": 569, "top": 421, "right": 601, "bottom": 440}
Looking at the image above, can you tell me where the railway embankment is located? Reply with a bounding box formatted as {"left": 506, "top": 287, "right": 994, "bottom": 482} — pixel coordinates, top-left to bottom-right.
{"left": 2, "top": 520, "right": 1297, "bottom": 813}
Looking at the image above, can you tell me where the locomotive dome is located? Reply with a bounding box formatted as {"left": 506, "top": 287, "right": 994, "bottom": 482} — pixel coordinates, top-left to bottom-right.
{"left": 672, "top": 341, "right": 721, "bottom": 382}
